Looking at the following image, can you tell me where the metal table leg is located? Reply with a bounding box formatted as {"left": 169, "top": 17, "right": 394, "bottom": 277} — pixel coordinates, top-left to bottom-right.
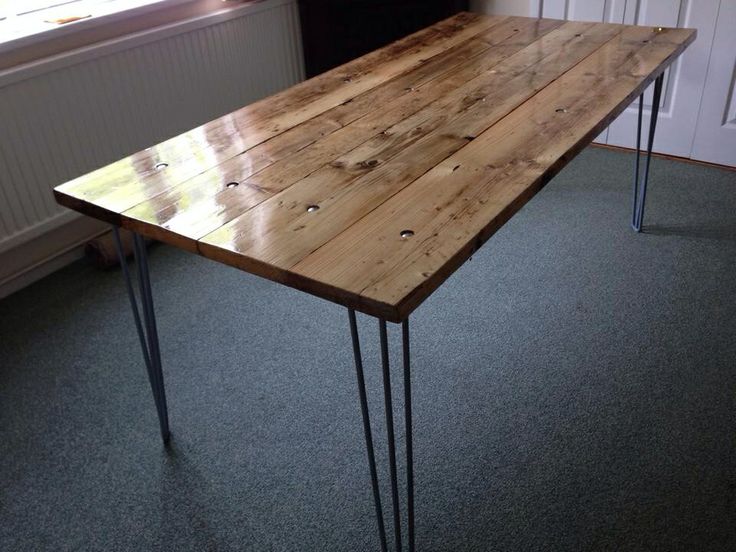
{"left": 349, "top": 309, "right": 389, "bottom": 552}
{"left": 402, "top": 319, "right": 414, "bottom": 552}
{"left": 631, "top": 72, "right": 665, "bottom": 233}
{"left": 112, "top": 227, "right": 170, "bottom": 444}
{"left": 348, "top": 309, "right": 415, "bottom": 552}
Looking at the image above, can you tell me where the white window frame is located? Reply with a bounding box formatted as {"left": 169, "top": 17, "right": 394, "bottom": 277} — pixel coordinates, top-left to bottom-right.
{"left": 0, "top": 0, "right": 199, "bottom": 53}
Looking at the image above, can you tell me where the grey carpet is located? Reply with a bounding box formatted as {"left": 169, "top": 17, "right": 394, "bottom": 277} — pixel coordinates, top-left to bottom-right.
{"left": 1, "top": 147, "right": 735, "bottom": 552}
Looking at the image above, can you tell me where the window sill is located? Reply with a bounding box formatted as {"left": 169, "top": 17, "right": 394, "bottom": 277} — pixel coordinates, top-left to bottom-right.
{"left": 0, "top": 0, "right": 259, "bottom": 71}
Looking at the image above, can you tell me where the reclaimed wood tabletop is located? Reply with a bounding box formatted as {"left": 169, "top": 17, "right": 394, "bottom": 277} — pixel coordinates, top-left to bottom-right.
{"left": 54, "top": 12, "right": 696, "bottom": 322}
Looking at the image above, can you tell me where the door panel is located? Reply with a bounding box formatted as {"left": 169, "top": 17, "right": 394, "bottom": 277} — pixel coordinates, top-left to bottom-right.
{"left": 541, "top": 0, "right": 625, "bottom": 22}
{"left": 542, "top": 0, "right": 605, "bottom": 21}
{"left": 603, "top": 0, "right": 627, "bottom": 23}
{"left": 606, "top": 0, "right": 720, "bottom": 157}
{"left": 691, "top": 0, "right": 736, "bottom": 166}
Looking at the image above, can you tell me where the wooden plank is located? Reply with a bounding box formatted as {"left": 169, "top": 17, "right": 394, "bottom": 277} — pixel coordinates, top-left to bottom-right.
{"left": 120, "top": 17, "right": 565, "bottom": 250}
{"left": 54, "top": 12, "right": 505, "bottom": 222}
{"left": 197, "top": 21, "right": 623, "bottom": 272}
{"left": 287, "top": 26, "right": 696, "bottom": 321}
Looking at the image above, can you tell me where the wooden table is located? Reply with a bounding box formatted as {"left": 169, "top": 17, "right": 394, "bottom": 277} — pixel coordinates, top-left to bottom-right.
{"left": 54, "top": 12, "right": 695, "bottom": 551}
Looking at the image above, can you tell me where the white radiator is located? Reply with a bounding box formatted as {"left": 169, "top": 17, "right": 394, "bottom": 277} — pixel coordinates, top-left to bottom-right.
{"left": 0, "top": 0, "right": 304, "bottom": 262}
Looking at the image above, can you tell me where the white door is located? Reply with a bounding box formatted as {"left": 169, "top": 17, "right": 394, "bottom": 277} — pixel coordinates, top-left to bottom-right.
{"left": 540, "top": 0, "right": 626, "bottom": 22}
{"left": 691, "top": 0, "right": 736, "bottom": 166}
{"left": 605, "top": 0, "right": 721, "bottom": 158}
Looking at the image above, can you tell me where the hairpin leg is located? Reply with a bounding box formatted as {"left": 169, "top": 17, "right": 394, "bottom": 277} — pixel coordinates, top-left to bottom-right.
{"left": 379, "top": 319, "right": 403, "bottom": 552}
{"left": 632, "top": 72, "right": 664, "bottom": 233}
{"left": 348, "top": 309, "right": 388, "bottom": 552}
{"left": 112, "top": 226, "right": 170, "bottom": 444}
{"left": 348, "top": 309, "right": 415, "bottom": 552}
{"left": 402, "top": 319, "right": 414, "bottom": 552}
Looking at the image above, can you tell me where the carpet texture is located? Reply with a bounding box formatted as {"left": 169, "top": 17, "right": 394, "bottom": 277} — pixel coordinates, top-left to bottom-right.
{"left": 1, "top": 147, "right": 735, "bottom": 551}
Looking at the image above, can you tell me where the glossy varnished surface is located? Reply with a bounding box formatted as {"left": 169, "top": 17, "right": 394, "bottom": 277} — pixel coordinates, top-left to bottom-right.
{"left": 55, "top": 13, "right": 696, "bottom": 321}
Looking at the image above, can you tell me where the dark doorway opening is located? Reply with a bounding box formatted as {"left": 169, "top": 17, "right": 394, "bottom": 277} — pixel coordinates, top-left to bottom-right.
{"left": 298, "top": 0, "right": 470, "bottom": 78}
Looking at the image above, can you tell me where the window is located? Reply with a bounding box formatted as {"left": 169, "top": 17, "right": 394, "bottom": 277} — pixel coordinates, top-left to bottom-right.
{"left": 0, "top": 0, "right": 190, "bottom": 49}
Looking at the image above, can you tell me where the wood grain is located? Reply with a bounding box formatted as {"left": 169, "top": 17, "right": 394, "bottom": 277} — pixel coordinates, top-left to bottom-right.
{"left": 54, "top": 14, "right": 696, "bottom": 322}
{"left": 197, "top": 21, "right": 621, "bottom": 269}
{"left": 120, "top": 16, "right": 562, "bottom": 250}
{"left": 54, "top": 12, "right": 502, "bottom": 221}
{"left": 289, "top": 26, "right": 697, "bottom": 320}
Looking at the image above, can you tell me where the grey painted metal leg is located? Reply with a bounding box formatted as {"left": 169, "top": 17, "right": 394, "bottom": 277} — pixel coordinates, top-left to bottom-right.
{"left": 402, "top": 319, "right": 415, "bottom": 552}
{"left": 379, "top": 319, "right": 403, "bottom": 552}
{"left": 348, "top": 310, "right": 415, "bottom": 552}
{"left": 632, "top": 72, "right": 665, "bottom": 233}
{"left": 348, "top": 309, "right": 388, "bottom": 552}
{"left": 112, "top": 227, "right": 170, "bottom": 444}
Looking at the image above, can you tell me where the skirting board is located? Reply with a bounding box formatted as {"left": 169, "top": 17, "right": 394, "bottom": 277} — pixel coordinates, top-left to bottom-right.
{"left": 0, "top": 215, "right": 107, "bottom": 300}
